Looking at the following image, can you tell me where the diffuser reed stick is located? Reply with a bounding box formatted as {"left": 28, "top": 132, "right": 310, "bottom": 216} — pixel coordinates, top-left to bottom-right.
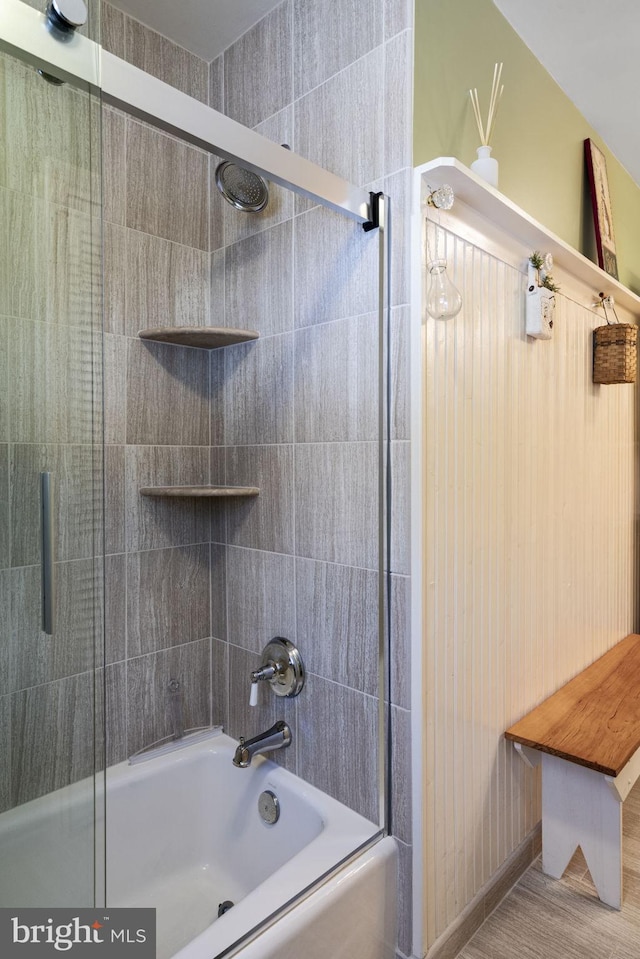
{"left": 469, "top": 62, "right": 504, "bottom": 146}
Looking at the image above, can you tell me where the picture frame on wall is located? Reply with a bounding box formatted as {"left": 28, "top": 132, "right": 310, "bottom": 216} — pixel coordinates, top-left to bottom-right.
{"left": 584, "top": 138, "right": 618, "bottom": 279}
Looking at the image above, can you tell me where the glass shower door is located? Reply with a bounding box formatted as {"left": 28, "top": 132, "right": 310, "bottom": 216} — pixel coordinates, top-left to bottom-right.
{"left": 0, "top": 46, "right": 105, "bottom": 906}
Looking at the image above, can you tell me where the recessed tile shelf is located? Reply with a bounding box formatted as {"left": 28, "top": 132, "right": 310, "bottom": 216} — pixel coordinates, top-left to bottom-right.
{"left": 138, "top": 327, "right": 261, "bottom": 500}
{"left": 140, "top": 486, "right": 260, "bottom": 498}
{"left": 138, "top": 326, "right": 260, "bottom": 349}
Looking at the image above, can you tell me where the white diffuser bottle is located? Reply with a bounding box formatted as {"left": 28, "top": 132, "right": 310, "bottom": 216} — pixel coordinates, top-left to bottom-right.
{"left": 471, "top": 145, "right": 499, "bottom": 188}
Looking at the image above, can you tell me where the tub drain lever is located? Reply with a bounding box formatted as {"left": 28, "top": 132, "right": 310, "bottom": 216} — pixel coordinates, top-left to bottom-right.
{"left": 248, "top": 638, "right": 305, "bottom": 706}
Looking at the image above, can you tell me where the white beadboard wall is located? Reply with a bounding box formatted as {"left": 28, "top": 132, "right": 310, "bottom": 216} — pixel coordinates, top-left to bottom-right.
{"left": 421, "top": 221, "right": 636, "bottom": 946}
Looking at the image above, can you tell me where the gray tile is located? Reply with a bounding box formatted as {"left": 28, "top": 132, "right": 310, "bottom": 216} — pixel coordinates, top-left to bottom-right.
{"left": 3, "top": 58, "right": 95, "bottom": 212}
{"left": 297, "top": 674, "right": 378, "bottom": 822}
{"left": 295, "top": 314, "right": 378, "bottom": 442}
{"left": 390, "top": 574, "right": 410, "bottom": 709}
{"left": 295, "top": 558, "right": 378, "bottom": 696}
{"left": 104, "top": 332, "right": 127, "bottom": 446}
{"left": 438, "top": 896, "right": 486, "bottom": 959}
{"left": 106, "top": 445, "right": 125, "bottom": 556}
{"left": 124, "top": 445, "right": 210, "bottom": 552}
{"left": 126, "top": 639, "right": 210, "bottom": 755}
{"left": 127, "top": 544, "right": 211, "bottom": 657}
{"left": 226, "top": 547, "right": 296, "bottom": 653}
{"left": 383, "top": 33, "right": 413, "bottom": 176}
{"left": 0, "top": 318, "right": 7, "bottom": 442}
{"left": 126, "top": 338, "right": 209, "bottom": 447}
{"left": 482, "top": 833, "right": 541, "bottom": 922}
{"left": 293, "top": 203, "right": 379, "bottom": 329}
{"left": 8, "top": 318, "right": 95, "bottom": 445}
{"left": 210, "top": 543, "right": 227, "bottom": 640}
{"left": 9, "top": 561, "right": 98, "bottom": 692}
{"left": 210, "top": 249, "right": 225, "bottom": 321}
{"left": 105, "top": 553, "right": 126, "bottom": 665}
{"left": 101, "top": 2, "right": 125, "bottom": 58}
{"left": 104, "top": 661, "right": 127, "bottom": 767}
{"left": 103, "top": 107, "right": 126, "bottom": 226}
{"left": 224, "top": 220, "right": 293, "bottom": 335}
{"left": 104, "top": 223, "right": 127, "bottom": 335}
{"left": 125, "top": 230, "right": 210, "bottom": 335}
{"left": 295, "top": 443, "right": 378, "bottom": 569}
{"left": 0, "top": 56, "right": 5, "bottom": 185}
{"left": 390, "top": 305, "right": 410, "bottom": 439}
{"left": 226, "top": 446, "right": 294, "bottom": 554}
{"left": 293, "top": 0, "right": 382, "bottom": 98}
{"left": 219, "top": 108, "right": 294, "bottom": 248}
{"left": 0, "top": 570, "right": 10, "bottom": 697}
{"left": 385, "top": 0, "right": 412, "bottom": 39}
{"left": 390, "top": 441, "right": 410, "bottom": 575}
{"left": 0, "top": 694, "right": 10, "bottom": 812}
{"left": 1, "top": 190, "right": 101, "bottom": 329}
{"left": 209, "top": 448, "right": 227, "bottom": 544}
{"left": 223, "top": 335, "right": 294, "bottom": 445}
{"left": 11, "top": 445, "right": 99, "bottom": 566}
{"left": 459, "top": 864, "right": 618, "bottom": 959}
{"left": 126, "top": 120, "right": 208, "bottom": 250}
{"left": 210, "top": 166, "right": 226, "bottom": 253}
{"left": 0, "top": 446, "right": 7, "bottom": 570}
{"left": 395, "top": 839, "right": 413, "bottom": 957}
{"left": 295, "top": 49, "right": 383, "bottom": 187}
{"left": 391, "top": 705, "right": 411, "bottom": 843}
{"left": 11, "top": 672, "right": 96, "bottom": 806}
{"left": 211, "top": 638, "right": 228, "bottom": 728}
{"left": 125, "top": 17, "right": 208, "bottom": 104}
{"left": 208, "top": 55, "right": 223, "bottom": 112}
{"left": 223, "top": 1, "right": 292, "bottom": 128}
{"left": 385, "top": 169, "right": 411, "bottom": 308}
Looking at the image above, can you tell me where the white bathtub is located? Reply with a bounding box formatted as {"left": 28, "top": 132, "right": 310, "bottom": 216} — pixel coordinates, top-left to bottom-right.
{"left": 0, "top": 731, "right": 397, "bottom": 959}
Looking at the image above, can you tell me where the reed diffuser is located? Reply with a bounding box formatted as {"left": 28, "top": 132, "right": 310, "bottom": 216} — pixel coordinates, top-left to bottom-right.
{"left": 469, "top": 62, "right": 504, "bottom": 188}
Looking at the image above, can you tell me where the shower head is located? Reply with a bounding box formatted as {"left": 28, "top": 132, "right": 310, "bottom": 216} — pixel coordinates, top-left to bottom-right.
{"left": 215, "top": 161, "right": 269, "bottom": 213}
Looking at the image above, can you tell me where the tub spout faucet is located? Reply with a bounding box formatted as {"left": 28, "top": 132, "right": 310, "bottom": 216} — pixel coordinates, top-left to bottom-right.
{"left": 232, "top": 720, "right": 292, "bottom": 768}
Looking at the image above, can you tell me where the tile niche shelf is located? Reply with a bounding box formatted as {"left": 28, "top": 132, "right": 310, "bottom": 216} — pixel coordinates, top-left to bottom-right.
{"left": 138, "top": 325, "right": 261, "bottom": 499}
{"left": 140, "top": 486, "right": 260, "bottom": 498}
{"left": 418, "top": 157, "right": 640, "bottom": 316}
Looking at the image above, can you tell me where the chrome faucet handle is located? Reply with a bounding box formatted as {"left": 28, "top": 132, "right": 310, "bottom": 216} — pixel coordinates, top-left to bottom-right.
{"left": 248, "top": 638, "right": 305, "bottom": 706}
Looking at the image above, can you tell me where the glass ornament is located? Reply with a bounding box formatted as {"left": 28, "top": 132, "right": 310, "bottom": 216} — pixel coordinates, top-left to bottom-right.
{"left": 426, "top": 259, "right": 462, "bottom": 320}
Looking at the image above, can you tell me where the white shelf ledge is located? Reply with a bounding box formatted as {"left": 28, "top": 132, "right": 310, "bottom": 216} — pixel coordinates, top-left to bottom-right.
{"left": 418, "top": 158, "right": 640, "bottom": 317}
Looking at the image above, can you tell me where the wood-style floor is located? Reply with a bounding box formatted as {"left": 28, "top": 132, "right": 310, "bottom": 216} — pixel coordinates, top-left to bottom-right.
{"left": 457, "top": 781, "right": 640, "bottom": 959}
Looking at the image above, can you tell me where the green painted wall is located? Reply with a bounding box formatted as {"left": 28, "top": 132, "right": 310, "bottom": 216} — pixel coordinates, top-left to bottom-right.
{"left": 414, "top": 0, "right": 640, "bottom": 293}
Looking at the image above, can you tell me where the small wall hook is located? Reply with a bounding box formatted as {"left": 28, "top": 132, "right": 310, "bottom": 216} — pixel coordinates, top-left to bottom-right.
{"left": 594, "top": 291, "right": 620, "bottom": 323}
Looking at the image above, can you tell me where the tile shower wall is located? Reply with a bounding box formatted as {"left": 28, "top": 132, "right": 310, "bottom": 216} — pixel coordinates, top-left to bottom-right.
{"left": 101, "top": 10, "right": 214, "bottom": 763}
{"left": 0, "top": 53, "right": 103, "bottom": 808}
{"left": 101, "top": 1, "right": 414, "bottom": 953}
{"left": 208, "top": 4, "right": 414, "bottom": 955}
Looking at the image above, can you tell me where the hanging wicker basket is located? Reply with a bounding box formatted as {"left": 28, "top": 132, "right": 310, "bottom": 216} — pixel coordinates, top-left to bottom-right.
{"left": 593, "top": 322, "right": 638, "bottom": 384}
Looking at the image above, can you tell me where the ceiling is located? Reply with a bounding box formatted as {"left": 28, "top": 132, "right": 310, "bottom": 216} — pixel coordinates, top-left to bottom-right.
{"left": 108, "top": 0, "right": 283, "bottom": 62}
{"left": 493, "top": 0, "right": 640, "bottom": 187}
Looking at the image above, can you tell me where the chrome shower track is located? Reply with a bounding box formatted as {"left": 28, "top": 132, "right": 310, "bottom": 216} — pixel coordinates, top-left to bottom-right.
{"left": 0, "top": 0, "right": 373, "bottom": 225}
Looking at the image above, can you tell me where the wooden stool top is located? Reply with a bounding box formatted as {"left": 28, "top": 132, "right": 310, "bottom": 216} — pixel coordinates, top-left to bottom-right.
{"left": 505, "top": 634, "right": 640, "bottom": 777}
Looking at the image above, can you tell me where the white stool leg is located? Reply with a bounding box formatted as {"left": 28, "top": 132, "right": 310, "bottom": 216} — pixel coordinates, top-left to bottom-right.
{"left": 541, "top": 753, "right": 623, "bottom": 909}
